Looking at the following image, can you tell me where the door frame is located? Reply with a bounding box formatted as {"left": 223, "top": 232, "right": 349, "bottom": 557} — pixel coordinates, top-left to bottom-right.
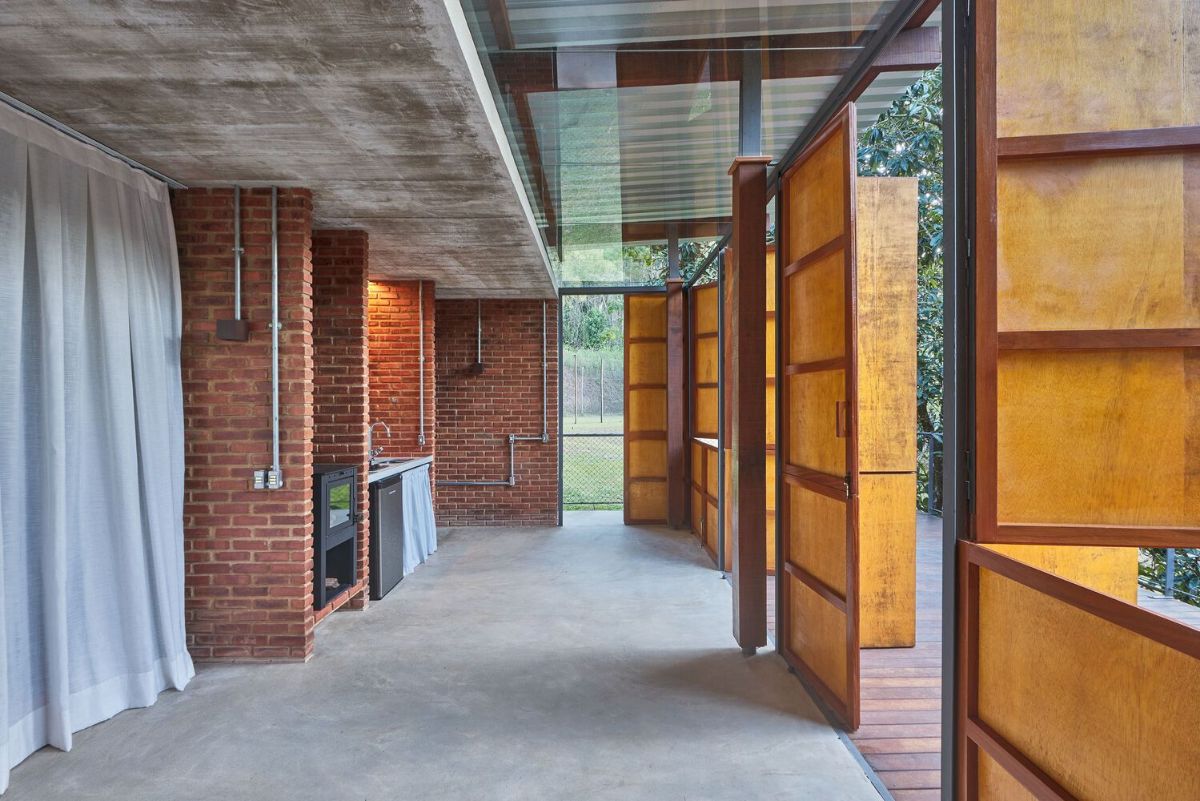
{"left": 557, "top": 286, "right": 667, "bottom": 525}
{"left": 941, "top": 2, "right": 969, "bottom": 800}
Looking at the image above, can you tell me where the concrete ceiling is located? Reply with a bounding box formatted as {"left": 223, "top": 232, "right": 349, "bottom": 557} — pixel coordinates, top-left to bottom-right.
{"left": 0, "top": 0, "right": 556, "bottom": 298}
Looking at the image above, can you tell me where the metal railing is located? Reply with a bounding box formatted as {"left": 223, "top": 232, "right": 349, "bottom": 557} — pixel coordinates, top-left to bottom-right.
{"left": 1139, "top": 548, "right": 1200, "bottom": 606}
{"left": 918, "top": 431, "right": 943, "bottom": 516}
{"left": 562, "top": 433, "right": 623, "bottom": 509}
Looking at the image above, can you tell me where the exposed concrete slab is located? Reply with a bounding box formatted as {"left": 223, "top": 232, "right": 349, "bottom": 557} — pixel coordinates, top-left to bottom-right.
{"left": 0, "top": 1, "right": 555, "bottom": 298}
{"left": 6, "top": 521, "right": 881, "bottom": 801}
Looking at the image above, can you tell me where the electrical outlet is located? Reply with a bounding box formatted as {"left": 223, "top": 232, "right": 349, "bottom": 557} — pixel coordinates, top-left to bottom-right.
{"left": 253, "top": 469, "right": 284, "bottom": 490}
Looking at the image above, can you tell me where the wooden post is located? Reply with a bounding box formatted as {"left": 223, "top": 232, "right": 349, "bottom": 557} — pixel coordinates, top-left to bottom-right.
{"left": 666, "top": 277, "right": 688, "bottom": 528}
{"left": 728, "top": 156, "right": 771, "bottom": 653}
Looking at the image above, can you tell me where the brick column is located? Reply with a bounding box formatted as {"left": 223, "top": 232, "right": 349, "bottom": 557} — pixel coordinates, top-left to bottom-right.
{"left": 175, "top": 187, "right": 316, "bottom": 662}
{"left": 312, "top": 229, "right": 370, "bottom": 617}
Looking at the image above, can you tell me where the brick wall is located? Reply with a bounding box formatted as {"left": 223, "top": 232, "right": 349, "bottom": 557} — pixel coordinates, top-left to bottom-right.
{"left": 435, "top": 299, "right": 558, "bottom": 526}
{"left": 312, "top": 229, "right": 370, "bottom": 619}
{"left": 175, "top": 187, "right": 315, "bottom": 662}
{"left": 367, "top": 281, "right": 436, "bottom": 466}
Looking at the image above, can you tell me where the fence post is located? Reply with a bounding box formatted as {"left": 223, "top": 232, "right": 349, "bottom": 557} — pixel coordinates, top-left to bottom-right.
{"left": 600, "top": 357, "right": 604, "bottom": 423}
{"left": 1165, "top": 548, "right": 1177, "bottom": 597}
{"left": 574, "top": 353, "right": 579, "bottom": 424}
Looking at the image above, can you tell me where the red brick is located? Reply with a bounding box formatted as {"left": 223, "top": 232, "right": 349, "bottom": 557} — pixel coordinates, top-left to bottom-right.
{"left": 434, "top": 299, "right": 559, "bottom": 526}
{"left": 176, "top": 187, "right": 315, "bottom": 663}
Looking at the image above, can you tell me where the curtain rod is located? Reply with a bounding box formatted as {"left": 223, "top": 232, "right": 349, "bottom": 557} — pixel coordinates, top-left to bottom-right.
{"left": 0, "top": 91, "right": 187, "bottom": 190}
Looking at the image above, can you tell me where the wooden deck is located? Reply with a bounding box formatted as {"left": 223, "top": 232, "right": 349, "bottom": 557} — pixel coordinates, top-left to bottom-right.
{"left": 850, "top": 513, "right": 943, "bottom": 801}
{"left": 767, "top": 516, "right": 1200, "bottom": 801}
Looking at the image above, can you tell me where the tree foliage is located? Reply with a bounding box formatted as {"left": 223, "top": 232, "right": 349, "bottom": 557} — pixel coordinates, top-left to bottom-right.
{"left": 1140, "top": 549, "right": 1200, "bottom": 606}
{"left": 561, "top": 294, "right": 624, "bottom": 352}
{"left": 858, "top": 67, "right": 944, "bottom": 437}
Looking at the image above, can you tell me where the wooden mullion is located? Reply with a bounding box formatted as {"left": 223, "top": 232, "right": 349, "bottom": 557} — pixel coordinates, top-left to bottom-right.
{"left": 997, "top": 125, "right": 1200, "bottom": 161}
{"left": 783, "top": 560, "right": 849, "bottom": 612}
{"left": 781, "top": 464, "right": 848, "bottom": 501}
{"left": 966, "top": 543, "right": 1200, "bottom": 660}
{"left": 973, "top": 0, "right": 1000, "bottom": 545}
{"left": 840, "top": 101, "right": 861, "bottom": 733}
{"left": 990, "top": 523, "right": 1200, "bottom": 548}
{"left": 965, "top": 718, "right": 1080, "bottom": 801}
{"left": 998, "top": 328, "right": 1200, "bottom": 350}
{"left": 626, "top": 431, "right": 667, "bottom": 441}
{"left": 957, "top": 547, "right": 979, "bottom": 801}
{"left": 781, "top": 234, "right": 847, "bottom": 278}
{"left": 780, "top": 643, "right": 853, "bottom": 731}
{"left": 784, "top": 356, "right": 849, "bottom": 375}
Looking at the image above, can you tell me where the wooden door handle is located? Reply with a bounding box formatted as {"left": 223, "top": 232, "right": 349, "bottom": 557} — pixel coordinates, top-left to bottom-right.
{"left": 835, "top": 401, "right": 849, "bottom": 438}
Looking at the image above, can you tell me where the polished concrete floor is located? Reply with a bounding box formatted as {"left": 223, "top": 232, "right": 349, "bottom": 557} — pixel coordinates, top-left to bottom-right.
{"left": 7, "top": 515, "right": 880, "bottom": 800}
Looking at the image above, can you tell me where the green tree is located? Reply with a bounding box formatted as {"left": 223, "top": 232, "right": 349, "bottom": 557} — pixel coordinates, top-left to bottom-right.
{"left": 562, "top": 294, "right": 624, "bottom": 352}
{"left": 857, "top": 68, "right": 943, "bottom": 510}
{"left": 858, "top": 67, "right": 943, "bottom": 438}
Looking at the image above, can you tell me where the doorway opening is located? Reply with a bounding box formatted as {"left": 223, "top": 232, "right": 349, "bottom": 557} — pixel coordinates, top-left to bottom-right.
{"left": 561, "top": 294, "right": 626, "bottom": 512}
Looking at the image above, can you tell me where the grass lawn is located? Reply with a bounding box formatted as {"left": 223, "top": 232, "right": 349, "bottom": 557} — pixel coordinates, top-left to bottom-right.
{"left": 563, "top": 413, "right": 623, "bottom": 436}
{"left": 562, "top": 425, "right": 623, "bottom": 510}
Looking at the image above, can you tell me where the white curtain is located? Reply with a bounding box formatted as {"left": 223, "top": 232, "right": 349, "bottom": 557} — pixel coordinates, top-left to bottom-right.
{"left": 401, "top": 464, "right": 437, "bottom": 576}
{"left": 0, "top": 103, "right": 194, "bottom": 794}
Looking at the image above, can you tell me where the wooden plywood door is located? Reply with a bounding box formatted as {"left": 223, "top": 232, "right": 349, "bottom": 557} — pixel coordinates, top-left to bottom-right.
{"left": 777, "top": 104, "right": 861, "bottom": 730}
{"left": 963, "top": 1, "right": 1200, "bottom": 798}
{"left": 691, "top": 283, "right": 720, "bottom": 439}
{"left": 765, "top": 247, "right": 778, "bottom": 574}
{"left": 625, "top": 293, "right": 669, "bottom": 524}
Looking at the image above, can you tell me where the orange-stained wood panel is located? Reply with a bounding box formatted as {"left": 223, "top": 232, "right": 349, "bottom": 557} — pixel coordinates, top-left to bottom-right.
{"left": 966, "top": 3, "right": 1200, "bottom": 797}
{"left": 994, "top": 0, "right": 1200, "bottom": 138}
{"left": 778, "top": 104, "right": 860, "bottom": 730}
{"left": 997, "top": 350, "right": 1200, "bottom": 529}
{"left": 854, "top": 177, "right": 918, "bottom": 649}
{"left": 625, "top": 294, "right": 669, "bottom": 524}
{"left": 997, "top": 155, "right": 1200, "bottom": 332}
{"left": 970, "top": 544, "right": 1200, "bottom": 801}
{"left": 856, "top": 178, "right": 918, "bottom": 475}
{"left": 859, "top": 472, "right": 917, "bottom": 648}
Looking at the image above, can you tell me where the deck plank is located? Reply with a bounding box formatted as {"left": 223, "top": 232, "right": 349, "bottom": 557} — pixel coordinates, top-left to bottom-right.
{"left": 769, "top": 513, "right": 944, "bottom": 798}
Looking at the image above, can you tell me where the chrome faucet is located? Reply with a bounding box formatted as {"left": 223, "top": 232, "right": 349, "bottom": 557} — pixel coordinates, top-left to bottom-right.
{"left": 369, "top": 420, "right": 392, "bottom": 462}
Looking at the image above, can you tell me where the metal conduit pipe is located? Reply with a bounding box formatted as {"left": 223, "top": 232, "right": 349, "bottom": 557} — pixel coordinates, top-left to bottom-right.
{"left": 233, "top": 186, "right": 242, "bottom": 318}
{"left": 417, "top": 281, "right": 426, "bottom": 446}
{"left": 267, "top": 186, "right": 283, "bottom": 489}
{"left": 540, "top": 299, "right": 548, "bottom": 442}
{"left": 437, "top": 300, "right": 551, "bottom": 487}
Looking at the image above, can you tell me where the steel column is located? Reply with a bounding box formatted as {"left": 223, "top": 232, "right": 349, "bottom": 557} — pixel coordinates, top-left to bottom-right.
{"left": 942, "top": 2, "right": 969, "bottom": 798}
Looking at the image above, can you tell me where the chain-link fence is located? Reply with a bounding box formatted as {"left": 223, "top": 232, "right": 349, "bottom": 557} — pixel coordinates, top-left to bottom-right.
{"left": 563, "top": 351, "right": 624, "bottom": 427}
{"left": 562, "top": 433, "right": 623, "bottom": 509}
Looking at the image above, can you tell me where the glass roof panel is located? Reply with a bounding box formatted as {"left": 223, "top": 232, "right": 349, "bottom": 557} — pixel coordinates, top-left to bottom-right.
{"left": 460, "top": 0, "right": 934, "bottom": 288}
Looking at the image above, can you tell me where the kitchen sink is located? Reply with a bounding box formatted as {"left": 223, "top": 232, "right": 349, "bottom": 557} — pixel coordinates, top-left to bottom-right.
{"left": 369, "top": 458, "right": 408, "bottom": 470}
